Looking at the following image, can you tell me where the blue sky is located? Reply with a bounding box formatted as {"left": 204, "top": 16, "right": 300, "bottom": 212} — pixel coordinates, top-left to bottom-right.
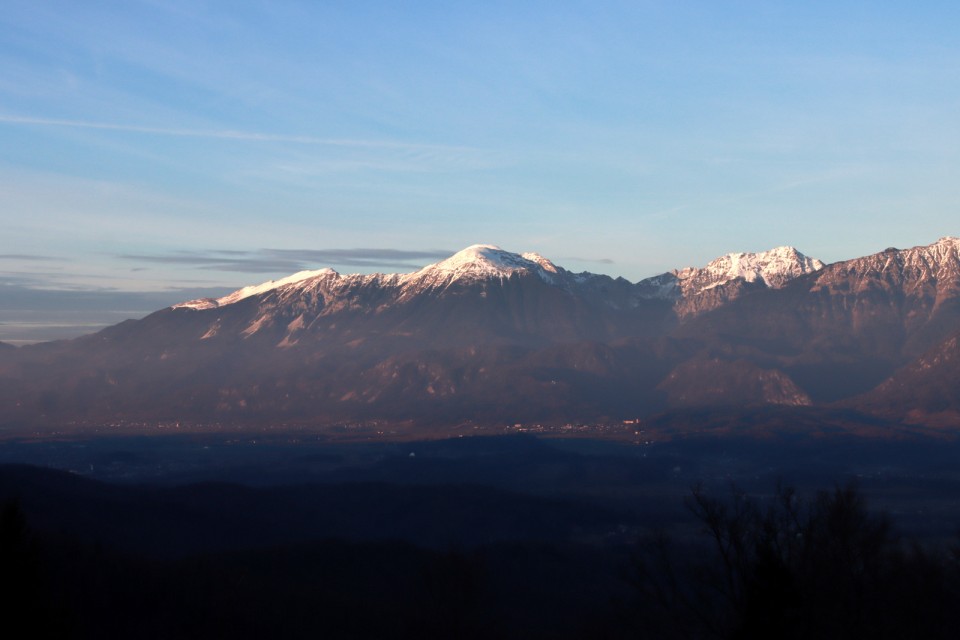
{"left": 2, "top": 1, "right": 959, "bottom": 342}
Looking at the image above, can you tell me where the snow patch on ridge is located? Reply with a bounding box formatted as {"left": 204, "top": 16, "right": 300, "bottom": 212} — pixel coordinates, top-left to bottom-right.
{"left": 173, "top": 268, "right": 338, "bottom": 310}
{"left": 815, "top": 236, "right": 960, "bottom": 297}
{"left": 521, "top": 252, "right": 559, "bottom": 274}
{"left": 171, "top": 245, "right": 565, "bottom": 311}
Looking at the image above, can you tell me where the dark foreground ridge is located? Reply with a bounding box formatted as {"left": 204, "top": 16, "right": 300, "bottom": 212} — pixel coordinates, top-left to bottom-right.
{"left": 4, "top": 434, "right": 960, "bottom": 638}
{"left": 3, "top": 464, "right": 960, "bottom": 638}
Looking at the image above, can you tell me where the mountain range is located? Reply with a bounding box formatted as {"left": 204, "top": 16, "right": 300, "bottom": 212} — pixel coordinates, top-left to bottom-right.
{"left": 2, "top": 238, "right": 959, "bottom": 435}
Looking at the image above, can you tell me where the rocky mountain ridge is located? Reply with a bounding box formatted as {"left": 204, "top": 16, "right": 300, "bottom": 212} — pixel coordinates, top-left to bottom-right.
{"left": 2, "top": 237, "right": 959, "bottom": 433}
{"left": 174, "top": 242, "right": 825, "bottom": 322}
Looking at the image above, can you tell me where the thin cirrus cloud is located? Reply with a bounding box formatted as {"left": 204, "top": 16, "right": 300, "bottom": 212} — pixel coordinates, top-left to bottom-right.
{"left": 119, "top": 248, "right": 456, "bottom": 273}
{"left": 0, "top": 280, "right": 230, "bottom": 313}
{"left": 559, "top": 256, "right": 615, "bottom": 265}
{"left": 0, "top": 254, "right": 60, "bottom": 261}
{"left": 0, "top": 114, "right": 479, "bottom": 153}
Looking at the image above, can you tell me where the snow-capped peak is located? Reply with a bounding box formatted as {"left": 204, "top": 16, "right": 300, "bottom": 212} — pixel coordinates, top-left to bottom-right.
{"left": 636, "top": 245, "right": 824, "bottom": 300}
{"left": 173, "top": 268, "right": 338, "bottom": 310}
{"left": 680, "top": 246, "right": 825, "bottom": 291}
{"left": 399, "top": 244, "right": 560, "bottom": 291}
{"left": 417, "top": 245, "right": 540, "bottom": 277}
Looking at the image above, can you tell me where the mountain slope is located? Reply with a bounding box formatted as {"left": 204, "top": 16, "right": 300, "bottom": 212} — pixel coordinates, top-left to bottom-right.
{"left": 853, "top": 329, "right": 960, "bottom": 426}
{"left": 672, "top": 237, "right": 960, "bottom": 403}
{"left": 3, "top": 239, "right": 960, "bottom": 432}
{"left": 0, "top": 245, "right": 681, "bottom": 426}
{"left": 170, "top": 245, "right": 672, "bottom": 350}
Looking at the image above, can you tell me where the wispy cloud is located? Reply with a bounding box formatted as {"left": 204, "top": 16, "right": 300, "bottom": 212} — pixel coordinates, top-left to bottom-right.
{"left": 558, "top": 255, "right": 615, "bottom": 265}
{"left": 0, "top": 281, "right": 233, "bottom": 312}
{"left": 0, "top": 246, "right": 451, "bottom": 343}
{"left": 0, "top": 114, "right": 477, "bottom": 153}
{"left": 119, "top": 247, "right": 454, "bottom": 273}
{"left": 0, "top": 254, "right": 59, "bottom": 261}
{"left": 266, "top": 248, "right": 453, "bottom": 265}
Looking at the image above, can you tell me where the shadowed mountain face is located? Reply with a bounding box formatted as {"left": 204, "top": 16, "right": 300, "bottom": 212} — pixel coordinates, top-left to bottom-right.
{"left": 853, "top": 330, "right": 960, "bottom": 426}
{"left": 2, "top": 239, "right": 960, "bottom": 431}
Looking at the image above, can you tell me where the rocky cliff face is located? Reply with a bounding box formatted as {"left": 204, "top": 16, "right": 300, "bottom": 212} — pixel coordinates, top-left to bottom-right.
{"left": 657, "top": 358, "right": 813, "bottom": 408}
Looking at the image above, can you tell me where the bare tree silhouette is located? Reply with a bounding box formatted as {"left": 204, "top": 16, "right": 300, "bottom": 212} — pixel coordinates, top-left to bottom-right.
{"left": 630, "top": 482, "right": 960, "bottom": 640}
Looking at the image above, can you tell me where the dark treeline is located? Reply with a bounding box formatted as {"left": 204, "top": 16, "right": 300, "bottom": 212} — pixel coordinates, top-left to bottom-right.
{"left": 0, "top": 498, "right": 628, "bottom": 639}
{"left": 628, "top": 482, "right": 960, "bottom": 639}
{"left": 3, "top": 476, "right": 960, "bottom": 638}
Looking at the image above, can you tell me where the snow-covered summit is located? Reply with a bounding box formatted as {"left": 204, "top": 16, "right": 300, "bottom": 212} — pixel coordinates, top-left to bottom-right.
{"left": 636, "top": 245, "right": 824, "bottom": 301}
{"left": 678, "top": 246, "right": 824, "bottom": 292}
{"left": 410, "top": 245, "right": 551, "bottom": 278}
{"left": 398, "top": 244, "right": 563, "bottom": 292}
